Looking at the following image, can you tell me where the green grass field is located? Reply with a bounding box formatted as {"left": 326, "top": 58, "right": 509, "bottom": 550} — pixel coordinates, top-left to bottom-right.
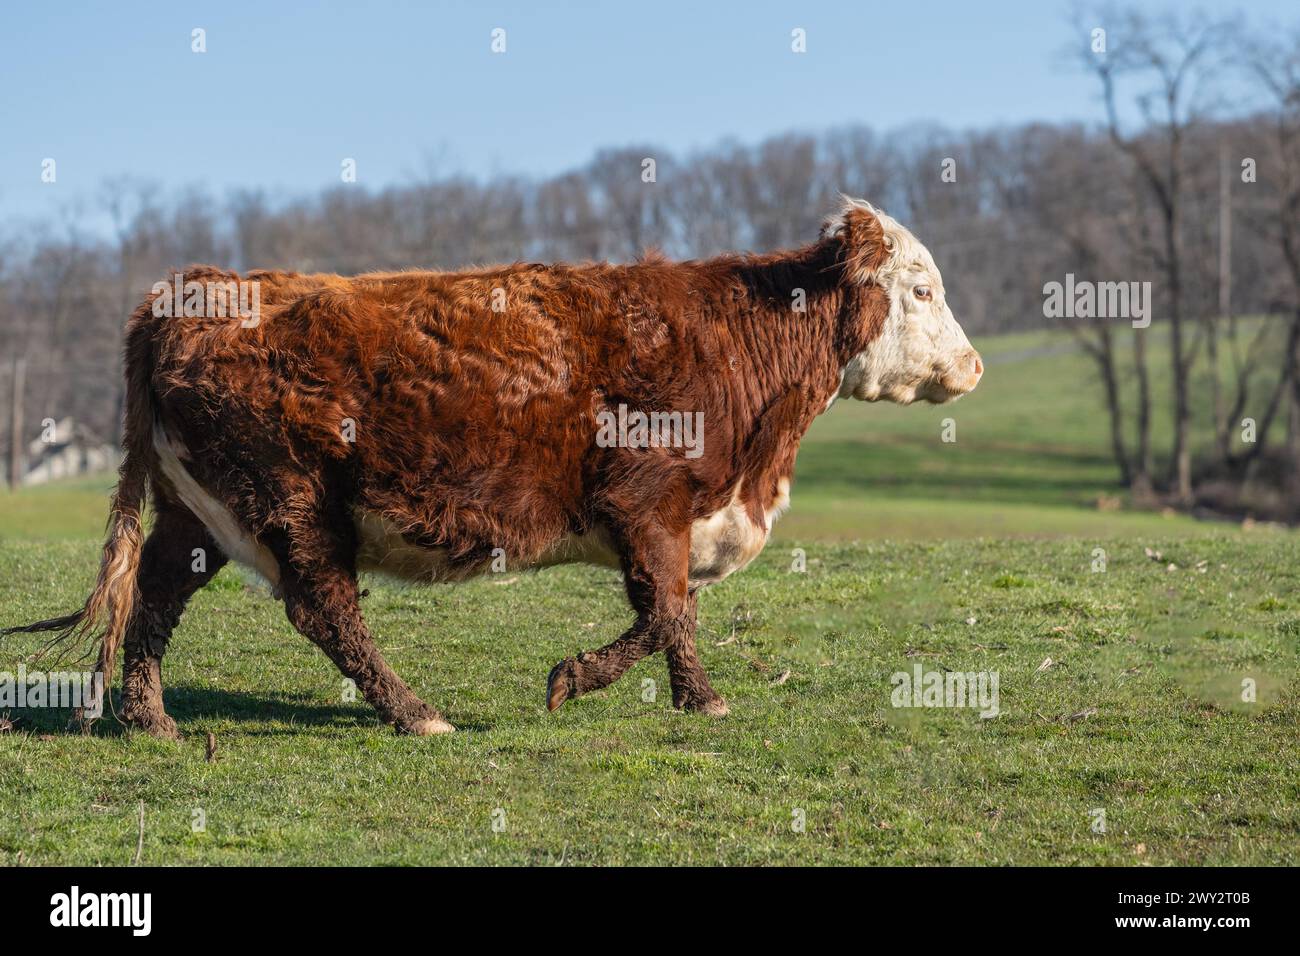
{"left": 1, "top": 325, "right": 1297, "bottom": 865}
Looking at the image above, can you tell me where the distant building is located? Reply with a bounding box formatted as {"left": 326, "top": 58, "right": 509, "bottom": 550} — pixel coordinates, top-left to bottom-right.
{"left": 18, "top": 417, "right": 119, "bottom": 486}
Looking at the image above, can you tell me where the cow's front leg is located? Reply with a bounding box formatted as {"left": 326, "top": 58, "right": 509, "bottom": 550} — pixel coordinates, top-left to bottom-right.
{"left": 547, "top": 524, "right": 698, "bottom": 712}
{"left": 545, "top": 616, "right": 673, "bottom": 709}
{"left": 664, "top": 590, "right": 728, "bottom": 716}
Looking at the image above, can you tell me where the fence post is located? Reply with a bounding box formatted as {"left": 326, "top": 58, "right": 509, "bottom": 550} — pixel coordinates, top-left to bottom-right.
{"left": 9, "top": 356, "right": 25, "bottom": 489}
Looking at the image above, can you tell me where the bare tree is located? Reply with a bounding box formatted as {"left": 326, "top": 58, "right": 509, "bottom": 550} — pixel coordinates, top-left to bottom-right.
{"left": 1080, "top": 6, "right": 1236, "bottom": 503}
{"left": 1236, "top": 26, "right": 1300, "bottom": 512}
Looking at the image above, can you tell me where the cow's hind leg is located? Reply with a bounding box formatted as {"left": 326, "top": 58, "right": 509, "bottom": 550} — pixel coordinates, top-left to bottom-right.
{"left": 273, "top": 524, "right": 453, "bottom": 735}
{"left": 121, "top": 500, "right": 229, "bottom": 739}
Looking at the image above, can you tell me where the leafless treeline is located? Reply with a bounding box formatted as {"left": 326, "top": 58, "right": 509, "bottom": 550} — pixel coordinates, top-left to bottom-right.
{"left": 1, "top": 10, "right": 1297, "bottom": 516}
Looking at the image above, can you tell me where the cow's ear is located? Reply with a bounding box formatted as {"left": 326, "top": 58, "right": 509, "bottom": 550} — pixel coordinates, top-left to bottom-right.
{"left": 839, "top": 204, "right": 889, "bottom": 283}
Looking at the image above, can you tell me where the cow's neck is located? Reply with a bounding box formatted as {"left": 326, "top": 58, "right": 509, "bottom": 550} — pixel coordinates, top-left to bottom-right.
{"left": 685, "top": 240, "right": 862, "bottom": 509}
{"left": 724, "top": 239, "right": 854, "bottom": 417}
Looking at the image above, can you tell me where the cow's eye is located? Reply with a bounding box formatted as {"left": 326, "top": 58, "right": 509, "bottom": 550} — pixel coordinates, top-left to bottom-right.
{"left": 914, "top": 286, "right": 932, "bottom": 302}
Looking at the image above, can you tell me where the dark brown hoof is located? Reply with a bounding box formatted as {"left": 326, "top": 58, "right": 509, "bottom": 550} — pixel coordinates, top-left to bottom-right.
{"left": 546, "top": 658, "right": 578, "bottom": 712}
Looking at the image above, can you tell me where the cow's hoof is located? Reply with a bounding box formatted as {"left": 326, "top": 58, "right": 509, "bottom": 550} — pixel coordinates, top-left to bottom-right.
{"left": 681, "top": 696, "right": 729, "bottom": 717}
{"left": 122, "top": 710, "right": 182, "bottom": 741}
{"left": 400, "top": 717, "right": 456, "bottom": 736}
{"left": 546, "top": 658, "right": 580, "bottom": 712}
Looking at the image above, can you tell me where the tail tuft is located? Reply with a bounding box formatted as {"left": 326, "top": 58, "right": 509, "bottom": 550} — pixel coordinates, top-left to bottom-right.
{"left": 2, "top": 306, "right": 157, "bottom": 722}
{"left": 1, "top": 456, "right": 148, "bottom": 719}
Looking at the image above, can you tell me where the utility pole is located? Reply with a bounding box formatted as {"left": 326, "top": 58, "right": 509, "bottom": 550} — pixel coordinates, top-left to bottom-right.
{"left": 1219, "top": 140, "right": 1232, "bottom": 329}
{"left": 1212, "top": 141, "right": 1233, "bottom": 461}
{"left": 8, "top": 356, "right": 26, "bottom": 489}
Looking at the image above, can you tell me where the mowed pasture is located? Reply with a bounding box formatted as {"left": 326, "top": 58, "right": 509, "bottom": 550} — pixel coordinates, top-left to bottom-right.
{"left": 1, "top": 325, "right": 1297, "bottom": 865}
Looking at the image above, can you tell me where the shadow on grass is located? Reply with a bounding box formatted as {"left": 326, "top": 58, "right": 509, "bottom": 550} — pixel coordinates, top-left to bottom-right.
{"left": 167, "top": 687, "right": 375, "bottom": 734}
{"left": 6, "top": 688, "right": 366, "bottom": 737}
{"left": 5, "top": 686, "right": 497, "bottom": 737}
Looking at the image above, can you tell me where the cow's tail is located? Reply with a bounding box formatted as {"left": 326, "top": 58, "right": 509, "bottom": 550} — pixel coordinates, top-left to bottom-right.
{"left": 2, "top": 316, "right": 157, "bottom": 719}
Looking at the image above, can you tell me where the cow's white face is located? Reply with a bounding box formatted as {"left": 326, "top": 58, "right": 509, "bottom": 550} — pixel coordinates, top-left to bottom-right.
{"left": 827, "top": 200, "right": 982, "bottom": 404}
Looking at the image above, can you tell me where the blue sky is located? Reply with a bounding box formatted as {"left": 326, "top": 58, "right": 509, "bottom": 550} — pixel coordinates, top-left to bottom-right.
{"left": 2, "top": 0, "right": 1296, "bottom": 228}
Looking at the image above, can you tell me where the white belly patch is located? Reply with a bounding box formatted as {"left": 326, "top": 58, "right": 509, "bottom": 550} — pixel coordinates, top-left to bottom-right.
{"left": 688, "top": 478, "right": 789, "bottom": 587}
{"left": 152, "top": 425, "right": 282, "bottom": 586}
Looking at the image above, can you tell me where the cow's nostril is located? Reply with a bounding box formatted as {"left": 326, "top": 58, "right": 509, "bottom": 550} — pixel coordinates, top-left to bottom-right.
{"left": 972, "top": 355, "right": 983, "bottom": 376}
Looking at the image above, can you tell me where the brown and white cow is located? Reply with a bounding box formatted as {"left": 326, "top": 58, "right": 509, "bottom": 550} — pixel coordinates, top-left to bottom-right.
{"left": 7, "top": 198, "right": 981, "bottom": 737}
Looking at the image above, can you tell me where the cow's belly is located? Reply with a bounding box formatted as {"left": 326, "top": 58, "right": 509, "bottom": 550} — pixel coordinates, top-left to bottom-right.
{"left": 353, "top": 510, "right": 620, "bottom": 582}
{"left": 156, "top": 425, "right": 788, "bottom": 592}
{"left": 353, "top": 511, "right": 457, "bottom": 581}
{"left": 355, "top": 478, "right": 790, "bottom": 588}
